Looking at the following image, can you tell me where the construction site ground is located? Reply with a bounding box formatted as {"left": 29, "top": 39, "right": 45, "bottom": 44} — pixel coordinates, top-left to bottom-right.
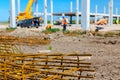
{"left": 0, "top": 24, "right": 120, "bottom": 80}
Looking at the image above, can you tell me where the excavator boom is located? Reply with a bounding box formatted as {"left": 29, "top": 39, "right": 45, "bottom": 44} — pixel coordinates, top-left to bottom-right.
{"left": 17, "top": 0, "right": 35, "bottom": 21}
{"left": 25, "top": 0, "right": 34, "bottom": 13}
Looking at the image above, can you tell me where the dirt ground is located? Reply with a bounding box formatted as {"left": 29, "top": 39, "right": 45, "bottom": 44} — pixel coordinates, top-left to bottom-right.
{"left": 0, "top": 26, "right": 120, "bottom": 80}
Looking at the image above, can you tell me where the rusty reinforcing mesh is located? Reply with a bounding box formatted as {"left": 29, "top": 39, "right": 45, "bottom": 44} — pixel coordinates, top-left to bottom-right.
{"left": 0, "top": 35, "right": 51, "bottom": 46}
{"left": 0, "top": 35, "right": 95, "bottom": 80}
{"left": 0, "top": 53, "right": 95, "bottom": 80}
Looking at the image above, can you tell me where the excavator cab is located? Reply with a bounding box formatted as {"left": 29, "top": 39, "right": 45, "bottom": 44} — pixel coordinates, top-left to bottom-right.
{"left": 17, "top": 17, "right": 40, "bottom": 28}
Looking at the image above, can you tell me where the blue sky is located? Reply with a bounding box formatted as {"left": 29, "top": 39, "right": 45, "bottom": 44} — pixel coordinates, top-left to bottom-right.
{"left": 0, "top": 0, "right": 120, "bottom": 22}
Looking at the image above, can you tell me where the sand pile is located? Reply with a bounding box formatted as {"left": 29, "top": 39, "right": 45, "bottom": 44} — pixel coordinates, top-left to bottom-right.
{"left": 9, "top": 28, "right": 47, "bottom": 38}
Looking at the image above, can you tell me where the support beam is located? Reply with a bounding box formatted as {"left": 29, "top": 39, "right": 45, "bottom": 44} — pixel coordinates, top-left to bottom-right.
{"left": 76, "top": 0, "right": 79, "bottom": 25}
{"left": 10, "top": 0, "right": 16, "bottom": 28}
{"left": 35, "top": 0, "right": 38, "bottom": 17}
{"left": 17, "top": 0, "right": 20, "bottom": 14}
{"left": 109, "top": 0, "right": 113, "bottom": 26}
{"left": 50, "top": 0, "right": 53, "bottom": 24}
{"left": 95, "top": 5, "right": 98, "bottom": 24}
{"left": 81, "top": 0, "right": 90, "bottom": 31}
{"left": 44, "top": 0, "right": 47, "bottom": 27}
{"left": 70, "top": 1, "right": 73, "bottom": 12}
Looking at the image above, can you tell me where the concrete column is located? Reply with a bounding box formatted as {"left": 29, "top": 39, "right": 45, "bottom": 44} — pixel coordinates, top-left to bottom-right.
{"left": 35, "top": 0, "right": 38, "bottom": 17}
{"left": 116, "top": 8, "right": 118, "bottom": 15}
{"left": 95, "top": 5, "right": 98, "bottom": 24}
{"left": 70, "top": 1, "right": 73, "bottom": 12}
{"left": 17, "top": 0, "right": 20, "bottom": 14}
{"left": 76, "top": 0, "right": 79, "bottom": 25}
{"left": 10, "top": 0, "right": 16, "bottom": 28}
{"left": 104, "top": 6, "right": 106, "bottom": 14}
{"left": 44, "top": 0, "right": 47, "bottom": 27}
{"left": 116, "top": 8, "right": 119, "bottom": 24}
{"left": 50, "top": 0, "right": 53, "bottom": 24}
{"left": 62, "top": 13, "right": 65, "bottom": 17}
{"left": 109, "top": 0, "right": 113, "bottom": 26}
{"left": 81, "top": 0, "right": 90, "bottom": 31}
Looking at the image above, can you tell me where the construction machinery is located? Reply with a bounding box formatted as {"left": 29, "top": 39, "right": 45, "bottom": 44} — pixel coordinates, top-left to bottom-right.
{"left": 17, "top": 0, "right": 41, "bottom": 28}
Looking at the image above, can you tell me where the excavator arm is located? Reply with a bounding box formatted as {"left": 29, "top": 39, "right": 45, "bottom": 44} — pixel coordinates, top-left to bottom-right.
{"left": 17, "top": 0, "right": 35, "bottom": 21}
{"left": 25, "top": 0, "right": 34, "bottom": 13}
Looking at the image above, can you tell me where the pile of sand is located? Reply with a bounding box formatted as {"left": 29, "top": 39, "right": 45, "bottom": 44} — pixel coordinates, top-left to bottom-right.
{"left": 9, "top": 28, "right": 46, "bottom": 38}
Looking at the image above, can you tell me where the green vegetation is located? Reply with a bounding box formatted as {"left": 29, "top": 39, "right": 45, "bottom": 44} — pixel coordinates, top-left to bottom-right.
{"left": 48, "top": 46, "right": 52, "bottom": 50}
{"left": 6, "top": 27, "right": 16, "bottom": 31}
{"left": 47, "top": 20, "right": 50, "bottom": 24}
{"left": 113, "top": 18, "right": 120, "bottom": 24}
{"left": 42, "top": 28, "right": 60, "bottom": 34}
{"left": 72, "top": 20, "right": 76, "bottom": 24}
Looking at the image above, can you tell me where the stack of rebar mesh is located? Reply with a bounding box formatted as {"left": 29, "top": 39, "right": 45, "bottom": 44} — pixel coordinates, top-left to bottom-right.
{"left": 0, "top": 35, "right": 95, "bottom": 80}
{"left": 0, "top": 35, "right": 51, "bottom": 46}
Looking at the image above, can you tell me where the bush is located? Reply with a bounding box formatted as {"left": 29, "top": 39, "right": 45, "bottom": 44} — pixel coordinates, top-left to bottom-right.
{"left": 42, "top": 28, "right": 60, "bottom": 34}
{"left": 6, "top": 27, "right": 16, "bottom": 31}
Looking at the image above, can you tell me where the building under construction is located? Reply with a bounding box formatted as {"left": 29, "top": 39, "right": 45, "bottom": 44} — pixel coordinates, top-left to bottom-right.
{"left": 10, "top": 0, "right": 120, "bottom": 31}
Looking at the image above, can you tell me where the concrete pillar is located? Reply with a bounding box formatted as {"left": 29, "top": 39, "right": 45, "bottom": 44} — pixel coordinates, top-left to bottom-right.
{"left": 50, "top": 0, "right": 53, "bottom": 24}
{"left": 62, "top": 13, "right": 65, "bottom": 17}
{"left": 10, "top": 0, "right": 16, "bottom": 28}
{"left": 17, "top": 0, "right": 20, "bottom": 14}
{"left": 81, "top": 0, "right": 90, "bottom": 31}
{"left": 35, "top": 0, "right": 38, "bottom": 17}
{"left": 116, "top": 8, "right": 119, "bottom": 24}
{"left": 95, "top": 5, "right": 98, "bottom": 24}
{"left": 76, "top": 0, "right": 79, "bottom": 25}
{"left": 70, "top": 1, "right": 73, "bottom": 12}
{"left": 104, "top": 6, "right": 106, "bottom": 14}
{"left": 44, "top": 0, "right": 47, "bottom": 27}
{"left": 109, "top": 0, "right": 113, "bottom": 26}
{"left": 116, "top": 8, "right": 118, "bottom": 15}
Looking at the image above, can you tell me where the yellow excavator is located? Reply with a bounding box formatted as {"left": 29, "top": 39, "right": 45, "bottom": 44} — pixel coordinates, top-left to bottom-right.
{"left": 17, "top": 0, "right": 40, "bottom": 28}
{"left": 17, "top": 0, "right": 34, "bottom": 21}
